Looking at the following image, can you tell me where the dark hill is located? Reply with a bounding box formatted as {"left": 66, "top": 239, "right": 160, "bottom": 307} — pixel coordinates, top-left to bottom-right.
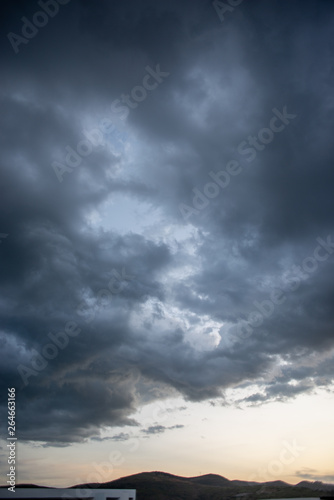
{"left": 3, "top": 471, "right": 334, "bottom": 500}
{"left": 297, "top": 481, "right": 334, "bottom": 491}
{"left": 188, "top": 474, "right": 231, "bottom": 487}
{"left": 90, "top": 471, "right": 239, "bottom": 500}
{"left": 263, "top": 480, "right": 290, "bottom": 487}
{"left": 79, "top": 471, "right": 334, "bottom": 500}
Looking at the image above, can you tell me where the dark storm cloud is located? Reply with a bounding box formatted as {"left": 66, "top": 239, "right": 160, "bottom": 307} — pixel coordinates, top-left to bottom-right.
{"left": 1, "top": 0, "right": 334, "bottom": 444}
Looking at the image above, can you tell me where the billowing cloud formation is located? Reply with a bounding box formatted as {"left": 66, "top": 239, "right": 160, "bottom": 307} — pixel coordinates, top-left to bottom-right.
{"left": 1, "top": 0, "right": 334, "bottom": 445}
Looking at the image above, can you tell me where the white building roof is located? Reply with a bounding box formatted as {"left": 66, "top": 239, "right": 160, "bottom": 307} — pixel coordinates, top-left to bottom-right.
{"left": 0, "top": 488, "right": 136, "bottom": 500}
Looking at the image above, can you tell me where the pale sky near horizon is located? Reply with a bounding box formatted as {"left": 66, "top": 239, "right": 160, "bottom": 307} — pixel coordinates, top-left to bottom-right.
{"left": 10, "top": 390, "right": 334, "bottom": 487}
{"left": 1, "top": 0, "right": 334, "bottom": 489}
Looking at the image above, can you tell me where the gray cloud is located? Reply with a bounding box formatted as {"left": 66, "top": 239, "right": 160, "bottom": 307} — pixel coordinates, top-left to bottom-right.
{"left": 295, "top": 468, "right": 334, "bottom": 484}
{"left": 1, "top": 0, "right": 334, "bottom": 445}
{"left": 142, "top": 424, "right": 184, "bottom": 435}
{"left": 91, "top": 432, "right": 131, "bottom": 442}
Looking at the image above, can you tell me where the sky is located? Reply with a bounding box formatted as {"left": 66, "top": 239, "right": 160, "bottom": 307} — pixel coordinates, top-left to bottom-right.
{"left": 1, "top": 0, "right": 334, "bottom": 489}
